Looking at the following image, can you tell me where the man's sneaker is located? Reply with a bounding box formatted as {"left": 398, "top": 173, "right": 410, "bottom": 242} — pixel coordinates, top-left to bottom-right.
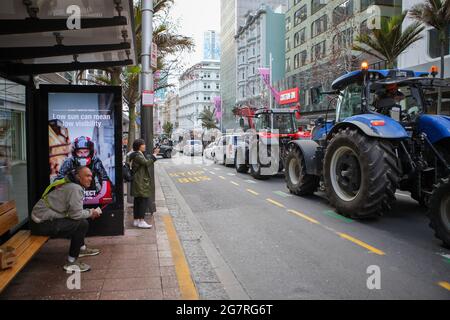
{"left": 63, "top": 261, "right": 91, "bottom": 273}
{"left": 79, "top": 247, "right": 100, "bottom": 258}
{"left": 137, "top": 220, "right": 152, "bottom": 229}
{"left": 133, "top": 220, "right": 139, "bottom": 227}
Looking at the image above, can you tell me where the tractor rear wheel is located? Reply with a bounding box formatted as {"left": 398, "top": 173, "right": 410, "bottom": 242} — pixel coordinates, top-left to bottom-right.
{"left": 323, "top": 128, "right": 399, "bottom": 219}
{"left": 428, "top": 177, "right": 450, "bottom": 248}
{"left": 285, "top": 147, "right": 319, "bottom": 196}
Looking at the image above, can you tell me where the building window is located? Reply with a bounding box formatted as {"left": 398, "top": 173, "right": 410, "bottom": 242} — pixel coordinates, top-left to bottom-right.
{"left": 428, "top": 26, "right": 450, "bottom": 58}
{"left": 294, "top": 5, "right": 307, "bottom": 26}
{"left": 312, "top": 0, "right": 326, "bottom": 15}
{"left": 311, "top": 14, "right": 328, "bottom": 38}
{"left": 294, "top": 53, "right": 300, "bottom": 69}
{"left": 311, "top": 41, "right": 326, "bottom": 61}
{"left": 333, "top": 0, "right": 353, "bottom": 26}
{"left": 286, "top": 57, "right": 291, "bottom": 72}
{"left": 332, "top": 28, "right": 354, "bottom": 51}
{"left": 286, "top": 16, "right": 291, "bottom": 32}
{"left": 294, "top": 28, "right": 306, "bottom": 47}
{"left": 301, "top": 50, "right": 307, "bottom": 66}
{"left": 286, "top": 37, "right": 291, "bottom": 52}
{"left": 361, "top": 0, "right": 399, "bottom": 12}
{"left": 294, "top": 50, "right": 308, "bottom": 69}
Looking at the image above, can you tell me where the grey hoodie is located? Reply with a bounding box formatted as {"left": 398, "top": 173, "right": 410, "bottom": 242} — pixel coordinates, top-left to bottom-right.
{"left": 31, "top": 182, "right": 92, "bottom": 223}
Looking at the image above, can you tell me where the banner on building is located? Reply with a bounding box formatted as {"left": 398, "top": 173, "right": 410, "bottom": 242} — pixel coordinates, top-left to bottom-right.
{"left": 258, "top": 68, "right": 280, "bottom": 103}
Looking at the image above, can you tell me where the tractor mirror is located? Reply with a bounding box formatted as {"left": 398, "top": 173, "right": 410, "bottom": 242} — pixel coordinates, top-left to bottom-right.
{"left": 315, "top": 116, "right": 325, "bottom": 126}
{"left": 310, "top": 87, "right": 322, "bottom": 104}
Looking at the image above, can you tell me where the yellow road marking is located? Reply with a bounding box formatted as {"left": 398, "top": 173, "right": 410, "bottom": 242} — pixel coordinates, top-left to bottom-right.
{"left": 162, "top": 215, "right": 199, "bottom": 300}
{"left": 219, "top": 176, "right": 226, "bottom": 180}
{"left": 337, "top": 232, "right": 385, "bottom": 256}
{"left": 288, "top": 209, "right": 320, "bottom": 224}
{"left": 178, "top": 178, "right": 190, "bottom": 184}
{"left": 246, "top": 189, "right": 259, "bottom": 196}
{"left": 230, "top": 181, "right": 239, "bottom": 186}
{"left": 266, "top": 198, "right": 285, "bottom": 208}
{"left": 438, "top": 281, "right": 450, "bottom": 291}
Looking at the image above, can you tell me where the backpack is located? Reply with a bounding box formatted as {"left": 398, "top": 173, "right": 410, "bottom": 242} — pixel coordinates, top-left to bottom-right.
{"left": 123, "top": 162, "right": 133, "bottom": 182}
{"left": 41, "top": 177, "right": 71, "bottom": 215}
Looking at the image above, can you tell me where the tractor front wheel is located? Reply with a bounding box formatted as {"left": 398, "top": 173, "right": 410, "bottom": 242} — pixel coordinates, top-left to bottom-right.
{"left": 428, "top": 177, "right": 450, "bottom": 248}
{"left": 323, "top": 128, "right": 399, "bottom": 219}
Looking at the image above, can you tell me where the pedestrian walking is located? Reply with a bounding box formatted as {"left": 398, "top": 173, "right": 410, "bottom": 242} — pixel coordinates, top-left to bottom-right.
{"left": 127, "top": 139, "right": 159, "bottom": 229}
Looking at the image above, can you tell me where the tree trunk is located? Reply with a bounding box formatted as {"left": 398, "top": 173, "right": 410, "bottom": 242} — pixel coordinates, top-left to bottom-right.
{"left": 127, "top": 103, "right": 136, "bottom": 152}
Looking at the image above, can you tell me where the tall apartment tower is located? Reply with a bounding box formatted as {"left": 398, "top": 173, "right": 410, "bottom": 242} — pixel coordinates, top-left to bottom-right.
{"left": 204, "top": 30, "right": 221, "bottom": 61}
{"left": 220, "top": 0, "right": 287, "bottom": 130}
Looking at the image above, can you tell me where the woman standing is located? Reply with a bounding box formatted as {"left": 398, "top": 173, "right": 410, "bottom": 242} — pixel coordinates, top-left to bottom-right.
{"left": 128, "top": 139, "right": 159, "bottom": 228}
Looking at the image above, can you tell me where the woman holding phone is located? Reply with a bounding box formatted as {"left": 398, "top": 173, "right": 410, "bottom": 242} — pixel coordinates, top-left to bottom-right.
{"left": 127, "top": 139, "right": 160, "bottom": 228}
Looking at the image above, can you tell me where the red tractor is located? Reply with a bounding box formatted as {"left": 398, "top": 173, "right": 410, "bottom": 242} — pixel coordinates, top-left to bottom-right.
{"left": 234, "top": 106, "right": 311, "bottom": 179}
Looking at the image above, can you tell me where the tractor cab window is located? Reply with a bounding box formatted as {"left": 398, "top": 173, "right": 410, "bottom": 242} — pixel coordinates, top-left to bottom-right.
{"left": 337, "top": 83, "right": 363, "bottom": 121}
{"left": 255, "top": 114, "right": 270, "bottom": 131}
{"left": 273, "top": 114, "right": 296, "bottom": 134}
{"left": 370, "top": 83, "right": 422, "bottom": 119}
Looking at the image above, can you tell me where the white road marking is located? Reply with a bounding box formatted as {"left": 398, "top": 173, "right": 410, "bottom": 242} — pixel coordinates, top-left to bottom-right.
{"left": 227, "top": 173, "right": 236, "bottom": 176}
{"left": 245, "top": 180, "right": 257, "bottom": 184}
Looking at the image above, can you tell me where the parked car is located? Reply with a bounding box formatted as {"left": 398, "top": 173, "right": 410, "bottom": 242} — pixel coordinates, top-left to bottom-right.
{"left": 213, "top": 134, "right": 241, "bottom": 166}
{"left": 156, "top": 140, "right": 174, "bottom": 158}
{"left": 183, "top": 140, "right": 203, "bottom": 156}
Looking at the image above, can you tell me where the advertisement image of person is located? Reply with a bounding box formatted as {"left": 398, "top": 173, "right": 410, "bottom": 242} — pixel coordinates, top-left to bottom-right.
{"left": 57, "top": 136, "right": 113, "bottom": 205}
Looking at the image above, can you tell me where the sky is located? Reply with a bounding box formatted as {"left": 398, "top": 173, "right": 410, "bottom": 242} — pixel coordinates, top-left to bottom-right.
{"left": 169, "top": 0, "right": 221, "bottom": 71}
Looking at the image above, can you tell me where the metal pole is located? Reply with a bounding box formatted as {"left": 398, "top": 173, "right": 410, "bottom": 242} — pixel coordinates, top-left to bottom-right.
{"left": 141, "top": 0, "right": 156, "bottom": 213}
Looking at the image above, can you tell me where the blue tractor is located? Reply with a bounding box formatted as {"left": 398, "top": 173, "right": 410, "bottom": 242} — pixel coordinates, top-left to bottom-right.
{"left": 284, "top": 64, "right": 450, "bottom": 247}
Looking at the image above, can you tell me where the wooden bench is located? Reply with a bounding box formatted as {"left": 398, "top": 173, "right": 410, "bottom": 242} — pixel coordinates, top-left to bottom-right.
{"left": 0, "top": 201, "right": 48, "bottom": 293}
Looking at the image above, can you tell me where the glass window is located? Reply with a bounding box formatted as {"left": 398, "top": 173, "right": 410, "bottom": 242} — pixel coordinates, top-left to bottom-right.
{"left": 312, "top": 0, "right": 326, "bottom": 15}
{"left": 311, "top": 41, "right": 326, "bottom": 61}
{"left": 311, "top": 14, "right": 328, "bottom": 38}
{"left": 294, "top": 5, "right": 307, "bottom": 26}
{"left": 286, "top": 17, "right": 292, "bottom": 32}
{"left": 273, "top": 114, "right": 296, "bottom": 134}
{"left": 338, "top": 83, "right": 363, "bottom": 121}
{"left": 333, "top": 0, "right": 353, "bottom": 26}
{"left": 361, "top": 0, "right": 399, "bottom": 12}
{"left": 286, "top": 57, "right": 292, "bottom": 72}
{"left": 0, "top": 77, "right": 28, "bottom": 225}
{"left": 294, "top": 28, "right": 306, "bottom": 47}
{"left": 332, "top": 28, "right": 354, "bottom": 51}
{"left": 428, "top": 26, "right": 450, "bottom": 59}
{"left": 286, "top": 37, "right": 291, "bottom": 52}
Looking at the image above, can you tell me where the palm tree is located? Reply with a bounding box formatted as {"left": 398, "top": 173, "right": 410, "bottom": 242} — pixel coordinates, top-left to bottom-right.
{"left": 353, "top": 13, "right": 425, "bottom": 68}
{"left": 409, "top": 0, "right": 450, "bottom": 113}
{"left": 198, "top": 108, "right": 218, "bottom": 129}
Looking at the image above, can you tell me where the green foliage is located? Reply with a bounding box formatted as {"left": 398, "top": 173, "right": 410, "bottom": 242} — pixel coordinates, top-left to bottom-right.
{"left": 163, "top": 121, "right": 174, "bottom": 136}
{"left": 198, "top": 108, "right": 218, "bottom": 129}
{"left": 353, "top": 13, "right": 425, "bottom": 68}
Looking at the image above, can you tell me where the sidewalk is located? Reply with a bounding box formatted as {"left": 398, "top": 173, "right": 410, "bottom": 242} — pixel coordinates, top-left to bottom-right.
{"left": 0, "top": 176, "right": 189, "bottom": 300}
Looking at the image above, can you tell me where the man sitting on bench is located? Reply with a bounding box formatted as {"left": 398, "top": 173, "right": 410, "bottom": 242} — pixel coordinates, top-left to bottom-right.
{"left": 30, "top": 166, "right": 102, "bottom": 273}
